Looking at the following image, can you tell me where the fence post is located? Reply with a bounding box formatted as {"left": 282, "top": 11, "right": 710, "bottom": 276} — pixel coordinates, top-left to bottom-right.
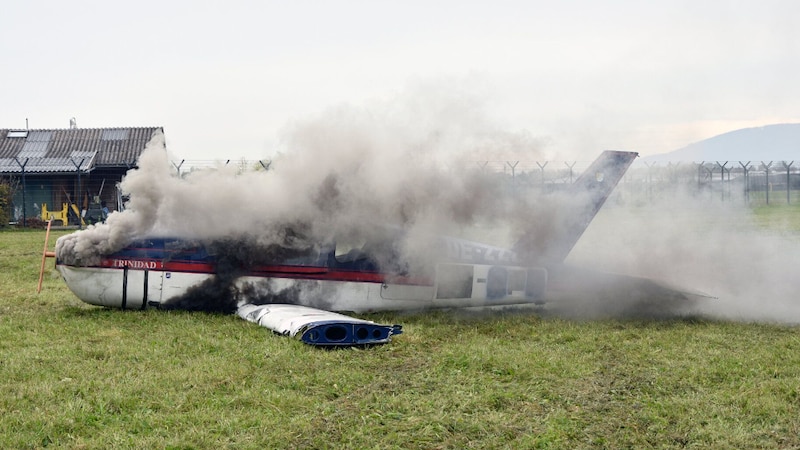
{"left": 506, "top": 161, "right": 519, "bottom": 189}
{"left": 703, "top": 165, "right": 714, "bottom": 201}
{"left": 70, "top": 157, "right": 87, "bottom": 229}
{"left": 564, "top": 161, "right": 576, "bottom": 184}
{"left": 762, "top": 161, "right": 773, "bottom": 205}
{"left": 715, "top": 161, "right": 728, "bottom": 201}
{"left": 13, "top": 157, "right": 28, "bottom": 226}
{"left": 172, "top": 160, "right": 185, "bottom": 177}
{"left": 739, "top": 161, "right": 751, "bottom": 203}
{"left": 536, "top": 161, "right": 548, "bottom": 190}
{"left": 783, "top": 161, "right": 794, "bottom": 204}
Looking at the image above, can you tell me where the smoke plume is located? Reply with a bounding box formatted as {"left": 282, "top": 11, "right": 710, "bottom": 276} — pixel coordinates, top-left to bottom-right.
{"left": 55, "top": 82, "right": 800, "bottom": 323}
{"left": 567, "top": 186, "right": 800, "bottom": 323}
{"left": 57, "top": 84, "right": 554, "bottom": 265}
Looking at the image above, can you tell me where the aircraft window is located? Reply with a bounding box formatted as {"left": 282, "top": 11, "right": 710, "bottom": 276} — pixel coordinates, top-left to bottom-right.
{"left": 508, "top": 269, "right": 526, "bottom": 292}
{"left": 525, "top": 268, "right": 547, "bottom": 300}
{"left": 281, "top": 246, "right": 323, "bottom": 265}
{"left": 335, "top": 238, "right": 368, "bottom": 262}
{"left": 249, "top": 245, "right": 322, "bottom": 265}
{"left": 486, "top": 267, "right": 508, "bottom": 299}
{"left": 436, "top": 264, "right": 473, "bottom": 299}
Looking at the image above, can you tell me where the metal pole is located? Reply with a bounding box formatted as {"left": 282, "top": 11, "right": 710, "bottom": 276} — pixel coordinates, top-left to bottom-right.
{"left": 71, "top": 157, "right": 86, "bottom": 229}
{"left": 536, "top": 161, "right": 548, "bottom": 190}
{"left": 564, "top": 161, "right": 576, "bottom": 184}
{"left": 783, "top": 161, "right": 794, "bottom": 204}
{"left": 13, "top": 157, "right": 28, "bottom": 227}
{"left": 172, "top": 159, "right": 185, "bottom": 176}
{"left": 762, "top": 161, "right": 773, "bottom": 205}
{"left": 726, "top": 167, "right": 731, "bottom": 200}
{"left": 506, "top": 161, "right": 518, "bottom": 189}
{"left": 716, "top": 162, "right": 728, "bottom": 202}
{"left": 739, "top": 161, "right": 751, "bottom": 203}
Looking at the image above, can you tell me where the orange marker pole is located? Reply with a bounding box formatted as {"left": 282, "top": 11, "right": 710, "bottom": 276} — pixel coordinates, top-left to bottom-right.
{"left": 37, "top": 220, "right": 55, "bottom": 293}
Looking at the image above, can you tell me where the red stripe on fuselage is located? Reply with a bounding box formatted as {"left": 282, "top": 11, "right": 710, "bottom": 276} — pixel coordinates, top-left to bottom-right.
{"left": 85, "top": 257, "right": 432, "bottom": 286}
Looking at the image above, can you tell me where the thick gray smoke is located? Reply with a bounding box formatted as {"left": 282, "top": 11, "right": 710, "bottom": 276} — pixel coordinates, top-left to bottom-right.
{"left": 568, "top": 187, "right": 800, "bottom": 323}
{"left": 55, "top": 83, "right": 800, "bottom": 324}
{"left": 56, "top": 84, "right": 550, "bottom": 272}
{"left": 56, "top": 132, "right": 171, "bottom": 266}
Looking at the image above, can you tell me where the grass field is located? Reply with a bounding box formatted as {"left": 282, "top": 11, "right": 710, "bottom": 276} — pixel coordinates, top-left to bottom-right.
{"left": 2, "top": 214, "right": 800, "bottom": 449}
{"left": 751, "top": 202, "right": 800, "bottom": 233}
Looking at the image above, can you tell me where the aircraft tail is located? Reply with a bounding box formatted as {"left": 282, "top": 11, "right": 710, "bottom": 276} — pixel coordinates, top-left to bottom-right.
{"left": 515, "top": 150, "right": 638, "bottom": 263}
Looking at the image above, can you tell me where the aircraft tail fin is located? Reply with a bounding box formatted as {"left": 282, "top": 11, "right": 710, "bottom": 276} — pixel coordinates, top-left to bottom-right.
{"left": 515, "top": 150, "right": 638, "bottom": 263}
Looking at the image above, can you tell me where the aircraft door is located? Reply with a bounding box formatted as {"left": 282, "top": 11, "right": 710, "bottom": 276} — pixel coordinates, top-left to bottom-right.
{"left": 120, "top": 268, "right": 163, "bottom": 310}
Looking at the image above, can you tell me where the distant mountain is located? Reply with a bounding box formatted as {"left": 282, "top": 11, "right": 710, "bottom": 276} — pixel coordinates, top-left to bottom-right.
{"left": 644, "top": 123, "right": 800, "bottom": 162}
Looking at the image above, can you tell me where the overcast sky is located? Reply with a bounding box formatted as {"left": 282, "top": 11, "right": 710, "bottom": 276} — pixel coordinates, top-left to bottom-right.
{"left": 2, "top": 0, "right": 798, "bottom": 161}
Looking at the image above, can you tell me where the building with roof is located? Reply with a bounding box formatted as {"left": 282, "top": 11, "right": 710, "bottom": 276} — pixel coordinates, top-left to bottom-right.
{"left": 0, "top": 126, "right": 163, "bottom": 225}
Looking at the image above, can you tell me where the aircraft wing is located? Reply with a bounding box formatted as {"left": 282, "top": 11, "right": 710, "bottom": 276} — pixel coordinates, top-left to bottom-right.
{"left": 236, "top": 303, "right": 402, "bottom": 346}
{"left": 543, "top": 265, "right": 713, "bottom": 319}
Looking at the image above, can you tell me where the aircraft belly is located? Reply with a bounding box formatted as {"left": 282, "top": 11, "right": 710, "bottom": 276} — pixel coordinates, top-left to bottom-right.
{"left": 161, "top": 271, "right": 214, "bottom": 302}
{"left": 57, "top": 265, "right": 163, "bottom": 309}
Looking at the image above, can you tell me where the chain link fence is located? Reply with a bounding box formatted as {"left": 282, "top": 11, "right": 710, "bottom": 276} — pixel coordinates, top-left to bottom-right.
{"left": 6, "top": 156, "right": 799, "bottom": 227}
{"left": 172, "top": 158, "right": 800, "bottom": 206}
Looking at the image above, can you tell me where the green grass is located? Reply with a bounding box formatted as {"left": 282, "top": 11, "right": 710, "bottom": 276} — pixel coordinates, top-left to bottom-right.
{"left": 2, "top": 227, "right": 800, "bottom": 448}
{"left": 750, "top": 202, "right": 800, "bottom": 233}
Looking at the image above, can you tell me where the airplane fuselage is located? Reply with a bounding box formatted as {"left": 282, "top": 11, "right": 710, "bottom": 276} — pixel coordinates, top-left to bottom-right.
{"left": 57, "top": 236, "right": 549, "bottom": 313}
{"left": 52, "top": 151, "right": 645, "bottom": 346}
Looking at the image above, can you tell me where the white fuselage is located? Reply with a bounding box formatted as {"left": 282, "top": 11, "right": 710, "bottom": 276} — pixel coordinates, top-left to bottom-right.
{"left": 57, "top": 261, "right": 548, "bottom": 313}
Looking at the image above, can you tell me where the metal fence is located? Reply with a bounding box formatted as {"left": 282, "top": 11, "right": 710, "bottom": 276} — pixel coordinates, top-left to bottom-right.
{"left": 6, "top": 157, "right": 799, "bottom": 227}
{"left": 622, "top": 160, "right": 800, "bottom": 205}
{"left": 174, "top": 158, "right": 800, "bottom": 205}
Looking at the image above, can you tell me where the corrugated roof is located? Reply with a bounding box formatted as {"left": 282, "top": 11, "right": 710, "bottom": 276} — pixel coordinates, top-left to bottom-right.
{"left": 0, "top": 156, "right": 96, "bottom": 173}
{"left": 0, "top": 127, "right": 162, "bottom": 174}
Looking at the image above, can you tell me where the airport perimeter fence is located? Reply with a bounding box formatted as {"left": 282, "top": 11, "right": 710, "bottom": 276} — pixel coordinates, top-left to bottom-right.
{"left": 175, "top": 158, "right": 800, "bottom": 207}
{"left": 6, "top": 157, "right": 799, "bottom": 227}
{"left": 619, "top": 160, "right": 800, "bottom": 206}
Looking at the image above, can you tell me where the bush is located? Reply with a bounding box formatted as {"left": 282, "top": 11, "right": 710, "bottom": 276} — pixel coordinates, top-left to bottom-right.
{"left": 0, "top": 181, "right": 10, "bottom": 227}
{"left": 23, "top": 216, "right": 48, "bottom": 229}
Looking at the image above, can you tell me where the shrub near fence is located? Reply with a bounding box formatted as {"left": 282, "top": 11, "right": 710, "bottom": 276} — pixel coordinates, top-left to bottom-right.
{"left": 0, "top": 181, "right": 11, "bottom": 227}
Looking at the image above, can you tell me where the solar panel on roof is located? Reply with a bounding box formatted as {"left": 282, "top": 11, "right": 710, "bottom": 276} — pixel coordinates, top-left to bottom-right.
{"left": 7, "top": 130, "right": 28, "bottom": 138}
{"left": 101, "top": 129, "right": 129, "bottom": 140}
{"left": 27, "top": 131, "right": 53, "bottom": 141}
